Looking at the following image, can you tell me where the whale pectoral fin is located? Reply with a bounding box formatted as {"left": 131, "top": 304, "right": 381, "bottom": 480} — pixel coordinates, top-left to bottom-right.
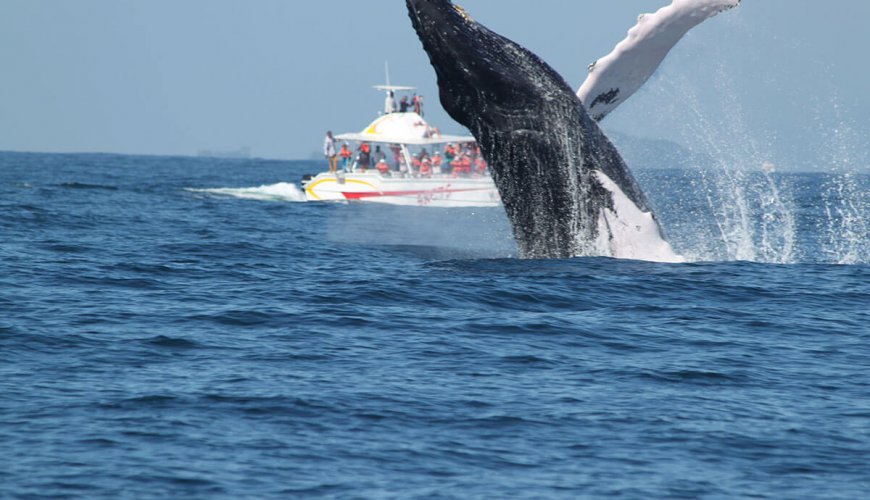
{"left": 577, "top": 0, "right": 742, "bottom": 121}
{"left": 590, "top": 88, "right": 621, "bottom": 109}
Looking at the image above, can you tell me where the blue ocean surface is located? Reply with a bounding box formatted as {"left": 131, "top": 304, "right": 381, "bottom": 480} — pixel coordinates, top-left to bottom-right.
{"left": 1, "top": 151, "right": 868, "bottom": 498}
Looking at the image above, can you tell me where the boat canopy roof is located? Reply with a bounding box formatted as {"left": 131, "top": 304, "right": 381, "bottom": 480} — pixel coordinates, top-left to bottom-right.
{"left": 374, "top": 85, "right": 416, "bottom": 92}
{"left": 335, "top": 112, "right": 474, "bottom": 146}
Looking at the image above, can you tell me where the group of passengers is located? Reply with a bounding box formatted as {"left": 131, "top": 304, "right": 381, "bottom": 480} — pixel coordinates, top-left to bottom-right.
{"left": 340, "top": 141, "right": 387, "bottom": 173}
{"left": 326, "top": 130, "right": 487, "bottom": 177}
{"left": 409, "top": 143, "right": 488, "bottom": 178}
{"left": 384, "top": 91, "right": 424, "bottom": 116}
{"left": 350, "top": 142, "right": 487, "bottom": 178}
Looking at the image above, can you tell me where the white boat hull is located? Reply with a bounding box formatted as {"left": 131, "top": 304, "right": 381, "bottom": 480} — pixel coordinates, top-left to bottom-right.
{"left": 303, "top": 172, "right": 500, "bottom": 208}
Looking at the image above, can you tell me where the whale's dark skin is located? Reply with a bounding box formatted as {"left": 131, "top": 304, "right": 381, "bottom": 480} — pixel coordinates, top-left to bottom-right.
{"left": 407, "top": 0, "right": 662, "bottom": 258}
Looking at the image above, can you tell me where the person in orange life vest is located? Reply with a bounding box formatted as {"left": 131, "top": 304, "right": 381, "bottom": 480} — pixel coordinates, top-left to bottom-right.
{"left": 412, "top": 148, "right": 428, "bottom": 174}
{"left": 339, "top": 143, "right": 353, "bottom": 171}
{"left": 453, "top": 153, "right": 463, "bottom": 173}
{"left": 357, "top": 142, "right": 372, "bottom": 172}
{"left": 474, "top": 156, "right": 487, "bottom": 175}
{"left": 420, "top": 157, "right": 432, "bottom": 177}
{"left": 450, "top": 153, "right": 465, "bottom": 177}
{"left": 459, "top": 153, "right": 472, "bottom": 176}
{"left": 376, "top": 158, "right": 391, "bottom": 176}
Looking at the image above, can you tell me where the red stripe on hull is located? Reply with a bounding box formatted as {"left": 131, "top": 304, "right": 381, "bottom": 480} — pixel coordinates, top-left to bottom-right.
{"left": 341, "top": 187, "right": 491, "bottom": 200}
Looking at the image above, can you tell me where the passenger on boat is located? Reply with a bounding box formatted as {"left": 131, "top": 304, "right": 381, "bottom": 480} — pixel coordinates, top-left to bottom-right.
{"left": 390, "top": 145, "right": 403, "bottom": 170}
{"left": 399, "top": 96, "right": 410, "bottom": 113}
{"left": 420, "top": 157, "right": 432, "bottom": 178}
{"left": 385, "top": 91, "right": 397, "bottom": 114}
{"left": 451, "top": 153, "right": 472, "bottom": 177}
{"left": 418, "top": 148, "right": 430, "bottom": 163}
{"left": 339, "top": 143, "right": 353, "bottom": 172}
{"left": 324, "top": 131, "right": 337, "bottom": 173}
{"left": 413, "top": 94, "right": 423, "bottom": 116}
{"left": 444, "top": 143, "right": 457, "bottom": 164}
{"left": 374, "top": 145, "right": 386, "bottom": 164}
{"left": 432, "top": 151, "right": 443, "bottom": 175}
{"left": 411, "top": 149, "right": 429, "bottom": 176}
{"left": 423, "top": 125, "right": 441, "bottom": 138}
{"left": 376, "top": 158, "right": 391, "bottom": 176}
{"left": 474, "top": 156, "right": 488, "bottom": 176}
{"left": 461, "top": 154, "right": 473, "bottom": 176}
{"left": 357, "top": 142, "right": 372, "bottom": 172}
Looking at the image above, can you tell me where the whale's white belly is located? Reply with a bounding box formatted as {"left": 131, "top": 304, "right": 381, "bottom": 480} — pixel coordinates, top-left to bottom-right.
{"left": 593, "top": 171, "right": 685, "bottom": 263}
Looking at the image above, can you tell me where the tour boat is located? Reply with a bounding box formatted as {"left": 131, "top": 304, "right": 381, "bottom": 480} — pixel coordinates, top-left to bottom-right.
{"left": 302, "top": 85, "right": 500, "bottom": 208}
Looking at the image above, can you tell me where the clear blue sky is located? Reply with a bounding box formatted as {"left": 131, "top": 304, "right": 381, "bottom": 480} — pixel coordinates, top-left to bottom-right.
{"left": 1, "top": 1, "right": 867, "bottom": 170}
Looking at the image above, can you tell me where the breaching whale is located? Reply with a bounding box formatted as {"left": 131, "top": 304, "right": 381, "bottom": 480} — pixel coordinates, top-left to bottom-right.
{"left": 406, "top": 0, "right": 683, "bottom": 262}
{"left": 578, "top": 0, "right": 742, "bottom": 121}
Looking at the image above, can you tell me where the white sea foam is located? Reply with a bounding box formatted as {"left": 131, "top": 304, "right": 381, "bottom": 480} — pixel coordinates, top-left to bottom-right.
{"left": 187, "top": 182, "right": 307, "bottom": 202}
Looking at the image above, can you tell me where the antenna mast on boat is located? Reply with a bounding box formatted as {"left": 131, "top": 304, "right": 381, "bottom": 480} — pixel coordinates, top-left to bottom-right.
{"left": 374, "top": 61, "right": 415, "bottom": 94}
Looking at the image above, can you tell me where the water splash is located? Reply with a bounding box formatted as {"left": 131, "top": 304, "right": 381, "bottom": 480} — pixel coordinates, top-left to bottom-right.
{"left": 625, "top": 63, "right": 869, "bottom": 265}
{"left": 643, "top": 67, "right": 798, "bottom": 263}
{"left": 817, "top": 104, "right": 869, "bottom": 264}
{"left": 599, "top": 4, "right": 863, "bottom": 266}
{"left": 186, "top": 182, "right": 307, "bottom": 202}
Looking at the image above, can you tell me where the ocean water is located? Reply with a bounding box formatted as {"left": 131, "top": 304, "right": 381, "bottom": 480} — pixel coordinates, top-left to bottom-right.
{"left": 1, "top": 151, "right": 868, "bottom": 498}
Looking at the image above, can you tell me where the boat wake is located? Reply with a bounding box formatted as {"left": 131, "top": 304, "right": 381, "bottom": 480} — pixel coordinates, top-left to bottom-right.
{"left": 186, "top": 182, "right": 307, "bottom": 202}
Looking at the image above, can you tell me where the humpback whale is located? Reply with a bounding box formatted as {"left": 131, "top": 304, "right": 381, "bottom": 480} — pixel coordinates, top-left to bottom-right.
{"left": 579, "top": 0, "right": 742, "bottom": 121}
{"left": 407, "top": 0, "right": 683, "bottom": 262}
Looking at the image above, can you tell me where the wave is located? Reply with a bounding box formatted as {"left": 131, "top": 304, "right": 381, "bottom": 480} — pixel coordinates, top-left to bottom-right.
{"left": 186, "top": 182, "right": 307, "bottom": 202}
{"left": 59, "top": 182, "right": 119, "bottom": 191}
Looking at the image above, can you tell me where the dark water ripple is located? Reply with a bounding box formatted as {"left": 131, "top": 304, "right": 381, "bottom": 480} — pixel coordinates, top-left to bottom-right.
{"left": 1, "top": 152, "right": 868, "bottom": 498}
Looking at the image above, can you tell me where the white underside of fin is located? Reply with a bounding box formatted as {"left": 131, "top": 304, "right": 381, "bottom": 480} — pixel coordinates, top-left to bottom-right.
{"left": 593, "top": 171, "right": 685, "bottom": 263}
{"left": 577, "top": 0, "right": 740, "bottom": 120}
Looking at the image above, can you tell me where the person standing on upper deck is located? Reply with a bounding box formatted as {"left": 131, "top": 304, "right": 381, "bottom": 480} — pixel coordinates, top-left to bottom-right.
{"left": 385, "top": 90, "right": 397, "bottom": 114}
